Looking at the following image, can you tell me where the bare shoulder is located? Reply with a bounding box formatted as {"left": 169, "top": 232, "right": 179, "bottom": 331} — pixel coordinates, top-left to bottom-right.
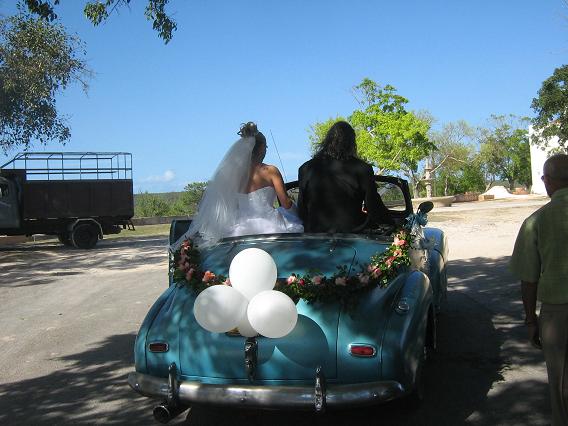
{"left": 260, "top": 163, "right": 282, "bottom": 177}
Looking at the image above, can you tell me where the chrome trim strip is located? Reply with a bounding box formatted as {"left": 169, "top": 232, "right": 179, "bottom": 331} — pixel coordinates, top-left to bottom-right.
{"left": 128, "top": 372, "right": 405, "bottom": 409}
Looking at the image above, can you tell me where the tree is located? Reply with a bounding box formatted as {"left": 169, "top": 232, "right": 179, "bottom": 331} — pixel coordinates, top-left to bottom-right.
{"left": 0, "top": 13, "right": 91, "bottom": 151}
{"left": 24, "top": 0, "right": 177, "bottom": 44}
{"left": 478, "top": 115, "right": 532, "bottom": 191}
{"left": 308, "top": 79, "right": 434, "bottom": 196}
{"left": 531, "top": 64, "right": 568, "bottom": 153}
{"left": 134, "top": 191, "right": 171, "bottom": 217}
{"left": 427, "top": 121, "right": 481, "bottom": 196}
{"left": 350, "top": 79, "right": 434, "bottom": 181}
{"left": 169, "top": 181, "right": 207, "bottom": 216}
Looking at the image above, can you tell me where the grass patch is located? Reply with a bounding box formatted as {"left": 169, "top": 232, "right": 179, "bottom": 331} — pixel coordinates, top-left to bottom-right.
{"left": 105, "top": 223, "right": 170, "bottom": 239}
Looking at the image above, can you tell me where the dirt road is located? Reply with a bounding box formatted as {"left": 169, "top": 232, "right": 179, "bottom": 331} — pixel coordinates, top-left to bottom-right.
{"left": 0, "top": 197, "right": 552, "bottom": 425}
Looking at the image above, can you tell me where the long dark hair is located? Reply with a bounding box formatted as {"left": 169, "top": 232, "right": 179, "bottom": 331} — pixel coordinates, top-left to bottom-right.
{"left": 315, "top": 121, "right": 356, "bottom": 161}
{"left": 238, "top": 122, "right": 267, "bottom": 163}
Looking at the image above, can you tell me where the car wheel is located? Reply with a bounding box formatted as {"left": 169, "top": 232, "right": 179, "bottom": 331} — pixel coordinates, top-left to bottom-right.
{"left": 57, "top": 233, "right": 73, "bottom": 246}
{"left": 71, "top": 223, "right": 99, "bottom": 249}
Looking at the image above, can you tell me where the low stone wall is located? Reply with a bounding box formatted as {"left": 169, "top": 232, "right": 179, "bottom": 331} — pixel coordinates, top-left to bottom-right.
{"left": 454, "top": 192, "right": 481, "bottom": 203}
{"left": 412, "top": 196, "right": 456, "bottom": 209}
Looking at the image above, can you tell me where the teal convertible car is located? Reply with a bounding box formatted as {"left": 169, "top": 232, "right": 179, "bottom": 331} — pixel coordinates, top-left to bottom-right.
{"left": 127, "top": 177, "right": 448, "bottom": 423}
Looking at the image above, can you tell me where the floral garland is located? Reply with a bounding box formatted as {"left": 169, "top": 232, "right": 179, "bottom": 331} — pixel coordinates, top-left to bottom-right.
{"left": 172, "top": 230, "right": 412, "bottom": 308}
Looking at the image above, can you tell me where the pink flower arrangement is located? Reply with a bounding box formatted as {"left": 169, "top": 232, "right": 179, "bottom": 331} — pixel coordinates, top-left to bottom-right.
{"left": 173, "top": 231, "right": 412, "bottom": 309}
{"left": 287, "top": 275, "right": 297, "bottom": 285}
{"left": 202, "top": 270, "right": 216, "bottom": 283}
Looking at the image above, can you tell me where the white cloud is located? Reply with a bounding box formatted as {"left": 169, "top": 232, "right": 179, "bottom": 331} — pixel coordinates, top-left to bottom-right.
{"left": 140, "top": 170, "right": 175, "bottom": 183}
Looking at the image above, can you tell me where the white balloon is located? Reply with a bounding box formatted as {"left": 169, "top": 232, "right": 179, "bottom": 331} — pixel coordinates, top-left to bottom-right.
{"left": 237, "top": 313, "right": 258, "bottom": 337}
{"left": 247, "top": 290, "right": 298, "bottom": 338}
{"left": 193, "top": 285, "right": 248, "bottom": 333}
{"left": 229, "top": 248, "right": 277, "bottom": 300}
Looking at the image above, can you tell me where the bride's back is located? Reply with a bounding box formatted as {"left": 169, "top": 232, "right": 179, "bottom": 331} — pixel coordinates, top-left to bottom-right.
{"left": 246, "top": 163, "right": 276, "bottom": 193}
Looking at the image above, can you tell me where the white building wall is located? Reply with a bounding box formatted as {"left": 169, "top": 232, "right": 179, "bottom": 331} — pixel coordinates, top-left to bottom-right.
{"left": 529, "top": 126, "right": 559, "bottom": 195}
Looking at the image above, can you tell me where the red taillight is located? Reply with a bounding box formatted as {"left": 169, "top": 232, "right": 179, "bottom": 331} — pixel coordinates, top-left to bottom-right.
{"left": 148, "top": 342, "right": 169, "bottom": 353}
{"left": 349, "top": 344, "right": 376, "bottom": 357}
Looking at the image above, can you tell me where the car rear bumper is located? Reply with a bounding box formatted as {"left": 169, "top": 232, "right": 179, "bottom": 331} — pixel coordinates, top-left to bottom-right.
{"left": 127, "top": 370, "right": 406, "bottom": 410}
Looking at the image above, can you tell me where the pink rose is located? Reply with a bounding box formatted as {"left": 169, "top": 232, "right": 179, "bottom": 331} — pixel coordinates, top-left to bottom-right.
{"left": 299, "top": 279, "right": 305, "bottom": 286}
{"left": 335, "top": 276, "right": 347, "bottom": 286}
{"left": 394, "top": 238, "right": 406, "bottom": 246}
{"left": 287, "top": 275, "right": 297, "bottom": 285}
{"left": 202, "top": 270, "right": 216, "bottom": 283}
{"left": 371, "top": 267, "right": 382, "bottom": 278}
{"left": 223, "top": 278, "right": 231, "bottom": 286}
{"left": 312, "top": 275, "right": 323, "bottom": 285}
{"left": 358, "top": 273, "right": 370, "bottom": 285}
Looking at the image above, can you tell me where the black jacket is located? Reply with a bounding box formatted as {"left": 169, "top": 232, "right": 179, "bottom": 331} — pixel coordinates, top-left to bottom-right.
{"left": 297, "top": 156, "right": 393, "bottom": 233}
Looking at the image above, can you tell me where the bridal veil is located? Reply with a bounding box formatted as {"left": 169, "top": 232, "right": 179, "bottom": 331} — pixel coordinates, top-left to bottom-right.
{"left": 171, "top": 136, "right": 255, "bottom": 250}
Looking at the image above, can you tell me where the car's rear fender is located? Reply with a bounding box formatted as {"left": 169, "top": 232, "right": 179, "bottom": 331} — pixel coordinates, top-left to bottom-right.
{"left": 134, "top": 285, "right": 177, "bottom": 374}
{"left": 336, "top": 274, "right": 406, "bottom": 383}
{"left": 380, "top": 271, "right": 433, "bottom": 391}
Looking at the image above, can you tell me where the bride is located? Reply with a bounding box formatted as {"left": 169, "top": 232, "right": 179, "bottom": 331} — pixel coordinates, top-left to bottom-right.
{"left": 172, "top": 122, "right": 303, "bottom": 249}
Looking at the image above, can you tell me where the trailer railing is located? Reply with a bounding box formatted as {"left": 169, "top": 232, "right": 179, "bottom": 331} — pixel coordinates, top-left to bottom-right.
{"left": 0, "top": 152, "right": 133, "bottom": 180}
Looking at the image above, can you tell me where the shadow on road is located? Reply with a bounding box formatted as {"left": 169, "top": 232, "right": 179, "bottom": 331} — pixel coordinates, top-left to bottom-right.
{"left": 0, "top": 237, "right": 168, "bottom": 289}
{"left": 0, "top": 333, "right": 154, "bottom": 425}
{"left": 0, "top": 256, "right": 549, "bottom": 425}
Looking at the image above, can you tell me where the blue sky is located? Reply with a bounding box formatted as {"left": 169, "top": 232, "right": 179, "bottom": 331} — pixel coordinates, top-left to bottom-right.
{"left": 1, "top": 0, "right": 567, "bottom": 192}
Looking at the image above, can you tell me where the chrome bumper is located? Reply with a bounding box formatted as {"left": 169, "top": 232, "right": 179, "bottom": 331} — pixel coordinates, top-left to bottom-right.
{"left": 127, "top": 371, "right": 405, "bottom": 410}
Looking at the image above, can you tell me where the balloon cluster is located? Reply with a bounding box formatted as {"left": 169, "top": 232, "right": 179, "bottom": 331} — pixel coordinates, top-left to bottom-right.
{"left": 193, "top": 248, "right": 298, "bottom": 338}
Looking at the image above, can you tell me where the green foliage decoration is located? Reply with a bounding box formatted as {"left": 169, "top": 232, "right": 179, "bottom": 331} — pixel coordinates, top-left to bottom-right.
{"left": 172, "top": 230, "right": 412, "bottom": 310}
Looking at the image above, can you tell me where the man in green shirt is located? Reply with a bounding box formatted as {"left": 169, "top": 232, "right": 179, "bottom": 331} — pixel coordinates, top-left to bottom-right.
{"left": 510, "top": 153, "right": 568, "bottom": 426}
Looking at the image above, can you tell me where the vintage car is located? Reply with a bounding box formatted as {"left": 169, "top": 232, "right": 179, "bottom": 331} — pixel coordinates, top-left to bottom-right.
{"left": 127, "top": 176, "right": 448, "bottom": 423}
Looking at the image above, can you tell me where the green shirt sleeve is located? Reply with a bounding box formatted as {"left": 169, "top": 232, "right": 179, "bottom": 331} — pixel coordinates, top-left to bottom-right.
{"left": 510, "top": 216, "right": 541, "bottom": 283}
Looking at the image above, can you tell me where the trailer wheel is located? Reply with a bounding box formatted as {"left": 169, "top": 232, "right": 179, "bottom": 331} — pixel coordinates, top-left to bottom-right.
{"left": 57, "top": 233, "right": 73, "bottom": 246}
{"left": 71, "top": 223, "right": 99, "bottom": 249}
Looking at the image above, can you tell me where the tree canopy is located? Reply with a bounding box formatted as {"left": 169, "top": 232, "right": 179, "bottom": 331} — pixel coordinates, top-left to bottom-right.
{"left": 0, "top": 13, "right": 91, "bottom": 152}
{"left": 479, "top": 115, "right": 531, "bottom": 191}
{"left": 309, "top": 79, "right": 433, "bottom": 197}
{"left": 531, "top": 64, "right": 568, "bottom": 152}
{"left": 350, "top": 79, "right": 434, "bottom": 176}
{"left": 24, "top": 0, "right": 177, "bottom": 43}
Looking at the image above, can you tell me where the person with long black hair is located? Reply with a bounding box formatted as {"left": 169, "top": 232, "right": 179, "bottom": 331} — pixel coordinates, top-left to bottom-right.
{"left": 297, "top": 121, "right": 392, "bottom": 233}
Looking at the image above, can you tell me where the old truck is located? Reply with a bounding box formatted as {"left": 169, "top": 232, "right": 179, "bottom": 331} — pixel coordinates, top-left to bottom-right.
{"left": 0, "top": 152, "right": 134, "bottom": 249}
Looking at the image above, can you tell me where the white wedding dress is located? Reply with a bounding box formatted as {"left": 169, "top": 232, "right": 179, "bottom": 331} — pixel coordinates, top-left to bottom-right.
{"left": 227, "top": 186, "right": 304, "bottom": 237}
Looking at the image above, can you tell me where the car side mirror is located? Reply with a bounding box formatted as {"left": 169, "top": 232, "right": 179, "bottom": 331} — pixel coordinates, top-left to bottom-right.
{"left": 417, "top": 201, "right": 434, "bottom": 214}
